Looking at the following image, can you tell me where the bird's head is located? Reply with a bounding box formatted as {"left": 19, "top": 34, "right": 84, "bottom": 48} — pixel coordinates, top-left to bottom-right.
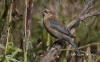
{"left": 39, "top": 9, "right": 53, "bottom": 16}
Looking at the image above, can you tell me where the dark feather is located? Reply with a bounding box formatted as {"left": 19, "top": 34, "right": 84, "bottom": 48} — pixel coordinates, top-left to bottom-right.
{"left": 49, "top": 19, "right": 76, "bottom": 38}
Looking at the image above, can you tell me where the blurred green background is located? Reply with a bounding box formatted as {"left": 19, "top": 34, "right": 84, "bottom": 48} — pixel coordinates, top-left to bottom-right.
{"left": 0, "top": 0, "right": 100, "bottom": 62}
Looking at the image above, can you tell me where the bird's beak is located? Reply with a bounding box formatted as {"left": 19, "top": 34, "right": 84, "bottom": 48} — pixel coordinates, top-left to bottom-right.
{"left": 38, "top": 10, "right": 43, "bottom": 13}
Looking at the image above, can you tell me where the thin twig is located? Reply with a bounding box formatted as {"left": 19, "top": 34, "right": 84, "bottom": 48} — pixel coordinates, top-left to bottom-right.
{"left": 24, "top": 0, "right": 33, "bottom": 62}
{"left": 60, "top": 42, "right": 100, "bottom": 51}
{"left": 24, "top": 0, "right": 28, "bottom": 62}
{"left": 5, "top": 0, "right": 13, "bottom": 55}
{"left": 95, "top": 56, "right": 100, "bottom": 62}
{"left": 80, "top": 11, "right": 100, "bottom": 20}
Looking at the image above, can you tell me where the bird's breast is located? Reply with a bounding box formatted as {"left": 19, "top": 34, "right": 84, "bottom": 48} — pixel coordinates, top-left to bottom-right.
{"left": 43, "top": 18, "right": 62, "bottom": 39}
{"left": 43, "top": 18, "right": 51, "bottom": 32}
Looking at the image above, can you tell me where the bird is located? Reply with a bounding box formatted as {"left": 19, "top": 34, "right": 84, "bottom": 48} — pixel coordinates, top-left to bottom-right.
{"left": 39, "top": 9, "right": 80, "bottom": 54}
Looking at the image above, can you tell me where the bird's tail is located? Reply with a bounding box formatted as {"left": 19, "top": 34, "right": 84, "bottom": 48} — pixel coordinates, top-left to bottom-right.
{"left": 64, "top": 35, "right": 80, "bottom": 54}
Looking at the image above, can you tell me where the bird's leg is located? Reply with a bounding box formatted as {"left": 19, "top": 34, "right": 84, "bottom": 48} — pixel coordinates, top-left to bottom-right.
{"left": 50, "top": 39, "right": 65, "bottom": 48}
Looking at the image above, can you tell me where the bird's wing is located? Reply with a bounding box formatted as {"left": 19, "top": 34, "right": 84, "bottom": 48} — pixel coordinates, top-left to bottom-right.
{"left": 49, "top": 19, "right": 75, "bottom": 38}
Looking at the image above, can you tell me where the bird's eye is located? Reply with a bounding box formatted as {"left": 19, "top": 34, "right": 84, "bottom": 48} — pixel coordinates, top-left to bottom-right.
{"left": 43, "top": 10, "right": 48, "bottom": 13}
